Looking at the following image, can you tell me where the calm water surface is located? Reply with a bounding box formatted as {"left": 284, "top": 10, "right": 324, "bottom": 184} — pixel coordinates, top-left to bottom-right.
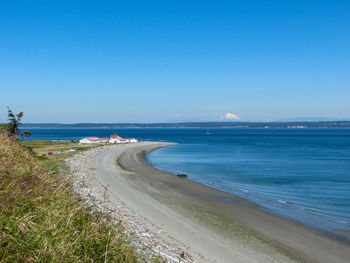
{"left": 25, "top": 128, "right": 350, "bottom": 235}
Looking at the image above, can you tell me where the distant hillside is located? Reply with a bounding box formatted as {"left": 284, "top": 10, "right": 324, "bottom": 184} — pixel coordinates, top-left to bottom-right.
{"left": 22, "top": 121, "right": 350, "bottom": 129}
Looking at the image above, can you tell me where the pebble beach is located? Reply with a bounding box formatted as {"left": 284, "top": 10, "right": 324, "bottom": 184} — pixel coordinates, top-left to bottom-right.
{"left": 65, "top": 142, "right": 350, "bottom": 263}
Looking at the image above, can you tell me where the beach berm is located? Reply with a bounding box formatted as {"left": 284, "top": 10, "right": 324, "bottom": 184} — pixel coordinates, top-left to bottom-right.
{"left": 69, "top": 141, "right": 350, "bottom": 263}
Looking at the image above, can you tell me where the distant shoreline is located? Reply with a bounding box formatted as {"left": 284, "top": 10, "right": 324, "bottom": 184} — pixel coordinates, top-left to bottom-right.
{"left": 21, "top": 120, "right": 350, "bottom": 129}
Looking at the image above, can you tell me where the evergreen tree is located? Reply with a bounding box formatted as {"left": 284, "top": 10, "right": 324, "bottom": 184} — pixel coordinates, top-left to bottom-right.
{"left": 4, "top": 107, "right": 32, "bottom": 139}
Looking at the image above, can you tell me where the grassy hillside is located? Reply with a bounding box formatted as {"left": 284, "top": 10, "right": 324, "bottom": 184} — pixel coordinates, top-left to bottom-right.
{"left": 24, "top": 140, "right": 101, "bottom": 155}
{"left": 0, "top": 133, "right": 138, "bottom": 262}
{"left": 23, "top": 140, "right": 102, "bottom": 173}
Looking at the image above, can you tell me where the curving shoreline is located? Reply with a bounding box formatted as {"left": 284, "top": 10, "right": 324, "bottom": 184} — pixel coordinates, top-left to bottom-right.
{"left": 70, "top": 141, "right": 350, "bottom": 263}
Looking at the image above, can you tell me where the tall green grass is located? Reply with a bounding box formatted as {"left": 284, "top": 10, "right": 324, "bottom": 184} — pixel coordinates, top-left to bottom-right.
{"left": 0, "top": 134, "right": 139, "bottom": 262}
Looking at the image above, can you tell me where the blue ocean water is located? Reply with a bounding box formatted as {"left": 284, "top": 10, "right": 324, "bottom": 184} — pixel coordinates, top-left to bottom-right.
{"left": 24, "top": 128, "right": 350, "bottom": 235}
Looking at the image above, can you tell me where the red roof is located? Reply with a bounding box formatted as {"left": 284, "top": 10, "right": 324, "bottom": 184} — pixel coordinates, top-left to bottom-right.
{"left": 110, "top": 134, "right": 119, "bottom": 138}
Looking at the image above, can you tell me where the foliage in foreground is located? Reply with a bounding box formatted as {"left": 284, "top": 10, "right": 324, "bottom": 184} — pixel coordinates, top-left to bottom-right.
{"left": 1, "top": 107, "right": 32, "bottom": 139}
{"left": 0, "top": 133, "right": 138, "bottom": 262}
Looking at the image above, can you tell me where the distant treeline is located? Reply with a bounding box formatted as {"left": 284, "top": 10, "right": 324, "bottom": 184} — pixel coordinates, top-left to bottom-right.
{"left": 22, "top": 121, "right": 350, "bottom": 129}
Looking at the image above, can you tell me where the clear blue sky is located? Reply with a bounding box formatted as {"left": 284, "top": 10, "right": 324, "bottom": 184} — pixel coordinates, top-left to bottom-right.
{"left": 1, "top": 0, "right": 349, "bottom": 123}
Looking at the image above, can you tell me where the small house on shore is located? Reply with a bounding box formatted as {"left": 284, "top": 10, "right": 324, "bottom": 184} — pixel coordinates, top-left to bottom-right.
{"left": 109, "top": 133, "right": 138, "bottom": 144}
{"left": 79, "top": 134, "right": 138, "bottom": 144}
{"left": 79, "top": 137, "right": 109, "bottom": 144}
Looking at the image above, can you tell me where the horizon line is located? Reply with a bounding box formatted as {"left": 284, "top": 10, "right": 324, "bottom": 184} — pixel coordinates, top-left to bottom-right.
{"left": 21, "top": 120, "right": 350, "bottom": 125}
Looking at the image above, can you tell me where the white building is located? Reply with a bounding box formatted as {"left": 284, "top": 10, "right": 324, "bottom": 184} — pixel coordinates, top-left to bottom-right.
{"left": 109, "top": 133, "right": 138, "bottom": 144}
{"left": 109, "top": 137, "right": 128, "bottom": 143}
{"left": 79, "top": 137, "right": 109, "bottom": 144}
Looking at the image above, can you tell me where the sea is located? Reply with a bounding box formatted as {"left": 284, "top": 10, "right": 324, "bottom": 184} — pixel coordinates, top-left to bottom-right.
{"left": 23, "top": 128, "right": 350, "bottom": 237}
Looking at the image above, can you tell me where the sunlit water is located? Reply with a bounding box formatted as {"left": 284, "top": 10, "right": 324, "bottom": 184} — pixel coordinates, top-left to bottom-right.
{"left": 25, "top": 128, "right": 350, "bottom": 236}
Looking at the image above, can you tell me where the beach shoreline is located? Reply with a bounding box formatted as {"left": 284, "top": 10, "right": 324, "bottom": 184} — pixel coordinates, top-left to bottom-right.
{"left": 68, "top": 141, "right": 350, "bottom": 263}
{"left": 141, "top": 144, "right": 350, "bottom": 242}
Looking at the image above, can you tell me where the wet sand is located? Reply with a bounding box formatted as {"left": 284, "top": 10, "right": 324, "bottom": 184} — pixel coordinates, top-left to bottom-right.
{"left": 82, "top": 142, "right": 350, "bottom": 262}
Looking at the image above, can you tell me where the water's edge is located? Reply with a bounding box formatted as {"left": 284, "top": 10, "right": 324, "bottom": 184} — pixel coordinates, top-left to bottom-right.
{"left": 146, "top": 144, "right": 350, "bottom": 242}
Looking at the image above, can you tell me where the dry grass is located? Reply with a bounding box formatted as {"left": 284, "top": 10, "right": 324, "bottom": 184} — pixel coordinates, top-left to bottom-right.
{"left": 0, "top": 133, "right": 139, "bottom": 262}
{"left": 23, "top": 140, "right": 98, "bottom": 176}
{"left": 24, "top": 140, "right": 102, "bottom": 155}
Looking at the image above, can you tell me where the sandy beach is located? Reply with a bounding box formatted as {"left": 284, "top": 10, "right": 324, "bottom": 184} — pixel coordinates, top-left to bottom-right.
{"left": 68, "top": 142, "right": 350, "bottom": 263}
